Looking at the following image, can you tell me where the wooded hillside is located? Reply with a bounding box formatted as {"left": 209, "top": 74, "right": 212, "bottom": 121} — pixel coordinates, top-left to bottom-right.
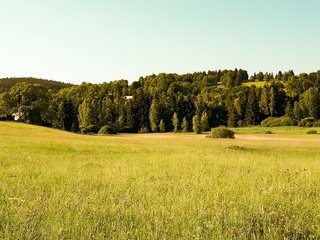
{"left": 1, "top": 69, "right": 320, "bottom": 133}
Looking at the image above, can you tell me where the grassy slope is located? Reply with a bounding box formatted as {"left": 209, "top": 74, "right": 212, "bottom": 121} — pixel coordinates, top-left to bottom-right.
{"left": 0, "top": 122, "right": 320, "bottom": 239}
{"left": 242, "top": 81, "right": 268, "bottom": 87}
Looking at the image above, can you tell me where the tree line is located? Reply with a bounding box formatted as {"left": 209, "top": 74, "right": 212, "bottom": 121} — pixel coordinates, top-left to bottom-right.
{"left": 1, "top": 69, "right": 320, "bottom": 133}
{"left": 0, "top": 77, "right": 73, "bottom": 93}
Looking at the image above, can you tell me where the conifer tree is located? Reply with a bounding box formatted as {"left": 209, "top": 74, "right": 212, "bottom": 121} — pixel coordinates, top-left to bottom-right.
{"left": 245, "top": 88, "right": 260, "bottom": 125}
{"left": 227, "top": 102, "right": 238, "bottom": 127}
{"left": 259, "top": 87, "right": 270, "bottom": 116}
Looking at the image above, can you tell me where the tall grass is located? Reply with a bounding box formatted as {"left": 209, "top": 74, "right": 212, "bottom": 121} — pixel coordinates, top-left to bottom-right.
{"left": 0, "top": 122, "right": 319, "bottom": 239}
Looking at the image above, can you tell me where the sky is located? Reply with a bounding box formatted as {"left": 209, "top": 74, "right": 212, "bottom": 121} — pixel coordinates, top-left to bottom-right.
{"left": 0, "top": 0, "right": 320, "bottom": 84}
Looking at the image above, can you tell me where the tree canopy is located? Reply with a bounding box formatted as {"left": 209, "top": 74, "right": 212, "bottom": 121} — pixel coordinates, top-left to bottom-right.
{"left": 1, "top": 69, "right": 320, "bottom": 132}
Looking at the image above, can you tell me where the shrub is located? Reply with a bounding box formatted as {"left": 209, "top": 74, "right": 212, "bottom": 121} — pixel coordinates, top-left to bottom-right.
{"left": 265, "top": 131, "right": 273, "bottom": 134}
{"left": 98, "top": 125, "right": 117, "bottom": 135}
{"left": 306, "top": 130, "right": 317, "bottom": 134}
{"left": 313, "top": 120, "right": 320, "bottom": 127}
{"left": 86, "top": 125, "right": 100, "bottom": 133}
{"left": 159, "top": 119, "right": 166, "bottom": 133}
{"left": 118, "top": 126, "right": 135, "bottom": 133}
{"left": 298, "top": 117, "right": 315, "bottom": 127}
{"left": 80, "top": 127, "right": 88, "bottom": 134}
{"left": 261, "top": 117, "right": 296, "bottom": 127}
{"left": 281, "top": 117, "right": 296, "bottom": 126}
{"left": 237, "top": 120, "right": 246, "bottom": 127}
{"left": 139, "top": 127, "right": 149, "bottom": 133}
{"left": 211, "top": 126, "right": 235, "bottom": 139}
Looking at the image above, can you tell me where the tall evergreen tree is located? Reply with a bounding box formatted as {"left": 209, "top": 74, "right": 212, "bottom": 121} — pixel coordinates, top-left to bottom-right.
{"left": 58, "top": 99, "right": 79, "bottom": 132}
{"left": 268, "top": 83, "right": 286, "bottom": 117}
{"left": 259, "top": 87, "right": 270, "bottom": 116}
{"left": 227, "top": 101, "right": 238, "bottom": 127}
{"left": 245, "top": 87, "right": 260, "bottom": 125}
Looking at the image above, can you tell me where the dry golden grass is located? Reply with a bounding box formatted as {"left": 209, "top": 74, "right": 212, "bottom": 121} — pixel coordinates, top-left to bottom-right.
{"left": 0, "top": 122, "right": 319, "bottom": 239}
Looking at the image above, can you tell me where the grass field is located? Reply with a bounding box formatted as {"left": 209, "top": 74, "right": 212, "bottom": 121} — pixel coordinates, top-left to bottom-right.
{"left": 0, "top": 122, "right": 320, "bottom": 239}
{"left": 232, "top": 126, "right": 320, "bottom": 135}
{"left": 242, "top": 81, "right": 268, "bottom": 87}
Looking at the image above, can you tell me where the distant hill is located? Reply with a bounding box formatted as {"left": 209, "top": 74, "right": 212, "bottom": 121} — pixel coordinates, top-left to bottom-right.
{"left": 0, "top": 77, "right": 74, "bottom": 93}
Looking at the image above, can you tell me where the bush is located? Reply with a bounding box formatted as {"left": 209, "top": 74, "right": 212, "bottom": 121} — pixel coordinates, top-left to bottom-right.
{"left": 139, "top": 127, "right": 149, "bottom": 133}
{"left": 159, "top": 119, "right": 166, "bottom": 133}
{"left": 265, "top": 131, "right": 273, "bottom": 134}
{"left": 118, "top": 126, "right": 135, "bottom": 133}
{"left": 86, "top": 125, "right": 100, "bottom": 133}
{"left": 306, "top": 130, "right": 317, "bottom": 134}
{"left": 313, "top": 120, "right": 320, "bottom": 127}
{"left": 80, "top": 127, "right": 88, "bottom": 134}
{"left": 211, "top": 126, "right": 235, "bottom": 139}
{"left": 237, "top": 120, "right": 246, "bottom": 127}
{"left": 261, "top": 117, "right": 296, "bottom": 127}
{"left": 298, "top": 117, "right": 315, "bottom": 127}
{"left": 98, "top": 125, "right": 117, "bottom": 135}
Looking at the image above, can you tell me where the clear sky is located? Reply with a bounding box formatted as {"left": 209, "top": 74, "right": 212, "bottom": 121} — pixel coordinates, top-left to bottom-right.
{"left": 1, "top": 0, "right": 320, "bottom": 84}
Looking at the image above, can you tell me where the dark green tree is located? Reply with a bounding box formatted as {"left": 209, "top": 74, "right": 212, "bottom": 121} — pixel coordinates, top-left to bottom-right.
{"left": 245, "top": 87, "right": 260, "bottom": 125}
{"left": 7, "top": 83, "right": 50, "bottom": 125}
{"left": 227, "top": 101, "right": 238, "bottom": 127}
{"left": 299, "top": 87, "right": 320, "bottom": 119}
{"left": 259, "top": 87, "right": 270, "bottom": 116}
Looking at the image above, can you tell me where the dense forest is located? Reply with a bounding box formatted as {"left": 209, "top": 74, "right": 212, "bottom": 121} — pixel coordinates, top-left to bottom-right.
{"left": 1, "top": 69, "right": 320, "bottom": 134}
{"left": 0, "top": 77, "right": 73, "bottom": 93}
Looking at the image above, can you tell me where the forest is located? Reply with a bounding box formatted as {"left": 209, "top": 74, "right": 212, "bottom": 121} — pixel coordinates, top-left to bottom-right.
{"left": 1, "top": 69, "right": 320, "bottom": 134}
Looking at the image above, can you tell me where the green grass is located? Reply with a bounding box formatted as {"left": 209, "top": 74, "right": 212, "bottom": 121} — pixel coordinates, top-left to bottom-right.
{"left": 242, "top": 81, "right": 268, "bottom": 87}
{"left": 232, "top": 126, "right": 320, "bottom": 135}
{"left": 0, "top": 122, "right": 320, "bottom": 239}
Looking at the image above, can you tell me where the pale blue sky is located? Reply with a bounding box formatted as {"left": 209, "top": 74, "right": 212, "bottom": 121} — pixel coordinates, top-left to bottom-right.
{"left": 0, "top": 0, "right": 319, "bottom": 84}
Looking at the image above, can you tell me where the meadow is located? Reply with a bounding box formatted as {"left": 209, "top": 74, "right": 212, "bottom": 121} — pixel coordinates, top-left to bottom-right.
{"left": 242, "top": 81, "right": 268, "bottom": 87}
{"left": 0, "top": 122, "right": 320, "bottom": 239}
